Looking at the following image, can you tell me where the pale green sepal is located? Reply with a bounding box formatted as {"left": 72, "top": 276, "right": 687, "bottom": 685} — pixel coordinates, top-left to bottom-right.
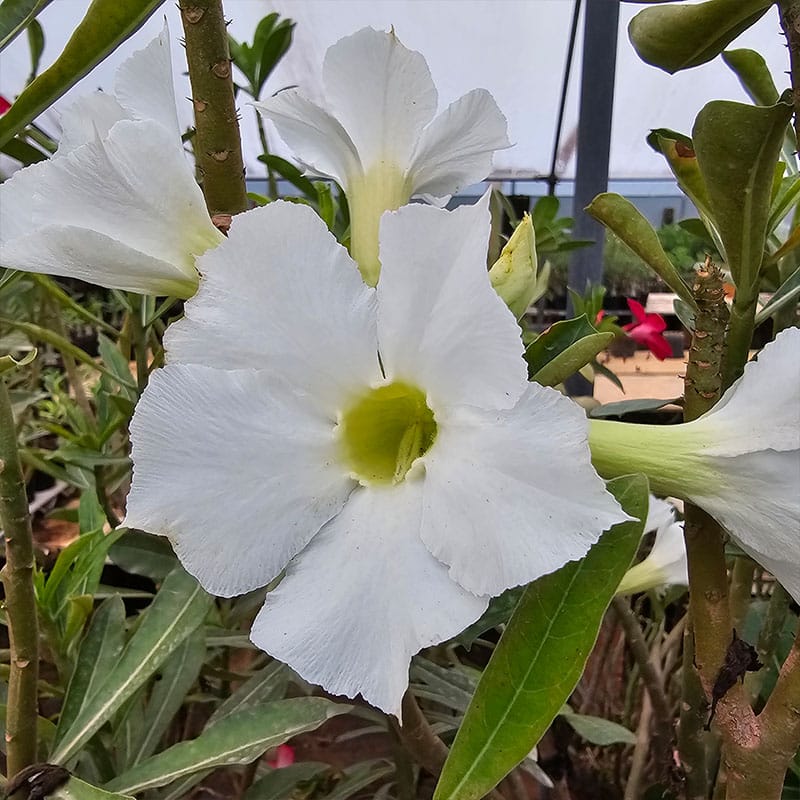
{"left": 692, "top": 95, "right": 794, "bottom": 295}
{"left": 488, "top": 213, "right": 540, "bottom": 319}
{"left": 0, "top": 348, "right": 36, "bottom": 376}
{"left": 628, "top": 0, "right": 772, "bottom": 75}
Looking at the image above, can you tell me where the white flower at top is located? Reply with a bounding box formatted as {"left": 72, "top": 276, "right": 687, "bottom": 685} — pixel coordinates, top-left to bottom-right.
{"left": 617, "top": 496, "right": 688, "bottom": 595}
{"left": 591, "top": 327, "right": 800, "bottom": 601}
{"left": 0, "top": 26, "right": 223, "bottom": 297}
{"left": 255, "top": 27, "right": 510, "bottom": 286}
{"left": 124, "top": 194, "right": 627, "bottom": 717}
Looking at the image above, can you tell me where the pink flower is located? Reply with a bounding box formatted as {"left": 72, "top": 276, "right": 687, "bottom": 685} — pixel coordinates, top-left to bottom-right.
{"left": 267, "top": 744, "right": 295, "bottom": 769}
{"left": 0, "top": 95, "right": 11, "bottom": 115}
{"left": 622, "top": 298, "right": 672, "bottom": 360}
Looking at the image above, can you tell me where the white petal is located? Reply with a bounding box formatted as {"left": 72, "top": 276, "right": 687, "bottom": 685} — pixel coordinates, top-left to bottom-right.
{"left": 376, "top": 194, "right": 528, "bottom": 410}
{"left": 1, "top": 119, "right": 220, "bottom": 290}
{"left": 699, "top": 327, "right": 800, "bottom": 456}
{"left": 251, "top": 481, "right": 488, "bottom": 718}
{"left": 0, "top": 226, "right": 196, "bottom": 297}
{"left": 408, "top": 89, "right": 510, "bottom": 199}
{"left": 645, "top": 496, "right": 675, "bottom": 534}
{"left": 420, "top": 383, "right": 630, "bottom": 597}
{"left": 692, "top": 449, "right": 800, "bottom": 602}
{"left": 166, "top": 202, "right": 380, "bottom": 414}
{"left": 649, "top": 522, "right": 689, "bottom": 586}
{"left": 56, "top": 92, "right": 128, "bottom": 155}
{"left": 323, "top": 27, "right": 438, "bottom": 169}
{"left": 125, "top": 364, "right": 354, "bottom": 597}
{"left": 254, "top": 91, "right": 361, "bottom": 185}
{"left": 114, "top": 22, "right": 180, "bottom": 135}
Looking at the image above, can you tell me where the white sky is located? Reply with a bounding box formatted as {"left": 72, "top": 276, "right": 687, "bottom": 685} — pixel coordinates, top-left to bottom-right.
{"left": 0, "top": 0, "right": 790, "bottom": 180}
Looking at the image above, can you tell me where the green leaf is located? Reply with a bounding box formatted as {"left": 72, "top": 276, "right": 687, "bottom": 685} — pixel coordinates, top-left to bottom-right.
{"left": 0, "top": 0, "right": 165, "bottom": 147}
{"left": 558, "top": 705, "right": 637, "bottom": 746}
{"left": 26, "top": 17, "right": 44, "bottom": 81}
{"left": 693, "top": 95, "right": 794, "bottom": 294}
{"left": 241, "top": 762, "right": 331, "bottom": 800}
{"left": 1, "top": 133, "right": 48, "bottom": 164}
{"left": 50, "top": 566, "right": 212, "bottom": 765}
{"left": 258, "top": 153, "right": 316, "bottom": 197}
{"left": 109, "top": 529, "right": 177, "bottom": 582}
{"left": 590, "top": 397, "right": 680, "bottom": 418}
{"left": 755, "top": 263, "right": 800, "bottom": 324}
{"left": 525, "top": 315, "right": 614, "bottom": 387}
{"left": 768, "top": 176, "right": 800, "bottom": 233}
{"left": 586, "top": 193, "right": 697, "bottom": 309}
{"left": 55, "top": 596, "right": 126, "bottom": 748}
{"left": 0, "top": 0, "right": 53, "bottom": 52}
{"left": 433, "top": 475, "right": 648, "bottom": 800}
{"left": 105, "top": 699, "right": 350, "bottom": 793}
{"left": 126, "top": 627, "right": 206, "bottom": 764}
{"left": 207, "top": 659, "right": 289, "bottom": 726}
{"left": 627, "top": 0, "right": 772, "bottom": 74}
{"left": 50, "top": 777, "right": 134, "bottom": 800}
{"left": 0, "top": 347, "right": 36, "bottom": 375}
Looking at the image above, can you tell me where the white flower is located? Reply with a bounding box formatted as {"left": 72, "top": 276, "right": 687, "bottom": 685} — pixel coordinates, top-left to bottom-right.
{"left": 617, "top": 496, "right": 688, "bottom": 594}
{"left": 590, "top": 327, "right": 800, "bottom": 601}
{"left": 254, "top": 27, "right": 510, "bottom": 286}
{"left": 124, "top": 194, "right": 627, "bottom": 717}
{"left": 0, "top": 25, "right": 223, "bottom": 297}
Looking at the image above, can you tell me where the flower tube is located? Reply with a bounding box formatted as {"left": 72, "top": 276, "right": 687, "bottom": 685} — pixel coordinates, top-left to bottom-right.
{"left": 255, "top": 27, "right": 510, "bottom": 286}
{"left": 0, "top": 26, "right": 223, "bottom": 297}
{"left": 590, "top": 327, "right": 800, "bottom": 601}
{"left": 125, "top": 194, "right": 627, "bottom": 718}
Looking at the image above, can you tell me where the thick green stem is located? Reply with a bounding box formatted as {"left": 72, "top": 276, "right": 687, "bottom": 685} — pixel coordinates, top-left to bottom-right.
{"left": 179, "top": 0, "right": 248, "bottom": 218}
{"left": 721, "top": 294, "right": 757, "bottom": 390}
{"left": 779, "top": 0, "right": 800, "bottom": 148}
{"left": 0, "top": 379, "right": 39, "bottom": 781}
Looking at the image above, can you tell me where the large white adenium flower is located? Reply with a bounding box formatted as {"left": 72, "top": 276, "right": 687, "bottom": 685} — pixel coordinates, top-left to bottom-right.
{"left": 255, "top": 27, "right": 510, "bottom": 286}
{"left": 617, "top": 496, "right": 688, "bottom": 595}
{"left": 0, "top": 26, "right": 222, "bottom": 297}
{"left": 125, "top": 195, "right": 627, "bottom": 717}
{"left": 591, "top": 327, "right": 800, "bottom": 601}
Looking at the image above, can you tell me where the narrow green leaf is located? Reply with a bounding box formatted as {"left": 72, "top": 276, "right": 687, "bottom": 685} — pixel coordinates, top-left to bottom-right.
{"left": 628, "top": 0, "right": 772, "bottom": 74}
{"left": 258, "top": 153, "right": 316, "bottom": 197}
{"left": 105, "top": 699, "right": 350, "bottom": 793}
{"left": 128, "top": 627, "right": 206, "bottom": 764}
{"left": 0, "top": 0, "right": 52, "bottom": 52}
{"left": 692, "top": 96, "right": 794, "bottom": 294}
{"left": 51, "top": 777, "right": 134, "bottom": 800}
{"left": 26, "top": 17, "right": 44, "bottom": 81}
{"left": 54, "top": 596, "right": 126, "bottom": 746}
{"left": 241, "top": 762, "right": 331, "bottom": 800}
{"left": 768, "top": 176, "right": 800, "bottom": 233}
{"left": 208, "top": 659, "right": 289, "bottom": 725}
{"left": 50, "top": 566, "right": 212, "bottom": 765}
{"left": 525, "top": 315, "right": 614, "bottom": 387}
{"left": 589, "top": 397, "right": 680, "bottom": 418}
{"left": 0, "top": 0, "right": 165, "bottom": 147}
{"left": 587, "top": 193, "right": 697, "bottom": 309}
{"left": 1, "top": 134, "right": 48, "bottom": 164}
{"left": 109, "top": 529, "right": 177, "bottom": 582}
{"left": 558, "top": 705, "right": 637, "bottom": 746}
{"left": 0, "top": 347, "right": 36, "bottom": 375}
{"left": 755, "top": 263, "right": 800, "bottom": 324}
{"left": 433, "top": 475, "right": 648, "bottom": 800}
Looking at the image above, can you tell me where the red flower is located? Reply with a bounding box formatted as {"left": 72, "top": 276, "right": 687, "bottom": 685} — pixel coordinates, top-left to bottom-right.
{"left": 0, "top": 95, "right": 11, "bottom": 115}
{"left": 266, "top": 743, "right": 295, "bottom": 769}
{"left": 622, "top": 298, "right": 672, "bottom": 360}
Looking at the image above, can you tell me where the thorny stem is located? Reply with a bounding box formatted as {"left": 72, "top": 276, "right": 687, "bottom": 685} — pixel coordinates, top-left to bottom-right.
{"left": 779, "top": 0, "right": 800, "bottom": 149}
{"left": 0, "top": 378, "right": 39, "bottom": 783}
{"left": 611, "top": 597, "right": 673, "bottom": 779}
{"left": 179, "top": 0, "right": 248, "bottom": 218}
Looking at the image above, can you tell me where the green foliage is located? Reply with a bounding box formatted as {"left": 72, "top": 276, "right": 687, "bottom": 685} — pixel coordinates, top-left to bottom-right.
{"left": 433, "top": 474, "right": 648, "bottom": 800}
{"left": 229, "top": 13, "right": 296, "bottom": 101}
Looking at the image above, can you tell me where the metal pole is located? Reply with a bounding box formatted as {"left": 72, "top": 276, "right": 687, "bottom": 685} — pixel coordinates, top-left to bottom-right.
{"left": 566, "top": 0, "right": 620, "bottom": 396}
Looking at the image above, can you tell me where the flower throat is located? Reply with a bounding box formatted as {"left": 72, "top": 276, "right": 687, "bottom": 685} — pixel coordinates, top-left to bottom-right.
{"left": 339, "top": 382, "right": 437, "bottom": 485}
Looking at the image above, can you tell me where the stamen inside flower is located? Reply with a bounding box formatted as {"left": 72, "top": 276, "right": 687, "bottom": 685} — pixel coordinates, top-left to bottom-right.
{"left": 339, "top": 382, "right": 437, "bottom": 485}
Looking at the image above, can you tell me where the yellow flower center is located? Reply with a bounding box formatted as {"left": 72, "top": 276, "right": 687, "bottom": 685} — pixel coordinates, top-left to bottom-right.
{"left": 339, "top": 381, "right": 437, "bottom": 485}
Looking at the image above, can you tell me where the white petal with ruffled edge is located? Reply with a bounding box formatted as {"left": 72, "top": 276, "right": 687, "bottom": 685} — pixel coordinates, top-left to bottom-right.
{"left": 251, "top": 480, "right": 488, "bottom": 718}
{"left": 376, "top": 195, "right": 527, "bottom": 411}
{"left": 0, "top": 227, "right": 197, "bottom": 297}
{"left": 644, "top": 496, "right": 676, "bottom": 535}
{"left": 322, "top": 27, "right": 438, "bottom": 169}
{"left": 253, "top": 91, "right": 361, "bottom": 185}
{"left": 114, "top": 23, "right": 180, "bottom": 135}
{"left": 696, "top": 328, "right": 800, "bottom": 456}
{"left": 165, "top": 202, "right": 380, "bottom": 413}
{"left": 56, "top": 92, "right": 128, "bottom": 156}
{"left": 125, "top": 363, "right": 354, "bottom": 597}
{"left": 420, "top": 383, "right": 630, "bottom": 597}
{"left": 408, "top": 89, "right": 511, "bottom": 199}
{"left": 691, "top": 449, "right": 800, "bottom": 602}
